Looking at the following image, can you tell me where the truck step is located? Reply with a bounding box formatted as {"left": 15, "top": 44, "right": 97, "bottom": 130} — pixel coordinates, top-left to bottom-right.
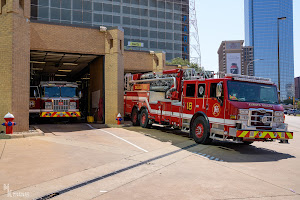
{"left": 181, "top": 127, "right": 189, "bottom": 133}
{"left": 182, "top": 122, "right": 189, "bottom": 127}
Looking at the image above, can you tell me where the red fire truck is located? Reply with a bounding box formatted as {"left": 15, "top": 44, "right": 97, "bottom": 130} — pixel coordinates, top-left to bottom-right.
{"left": 124, "top": 69, "right": 293, "bottom": 144}
{"left": 30, "top": 81, "right": 81, "bottom": 118}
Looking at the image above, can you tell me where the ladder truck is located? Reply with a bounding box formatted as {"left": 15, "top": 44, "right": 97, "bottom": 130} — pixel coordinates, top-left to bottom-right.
{"left": 124, "top": 69, "right": 293, "bottom": 144}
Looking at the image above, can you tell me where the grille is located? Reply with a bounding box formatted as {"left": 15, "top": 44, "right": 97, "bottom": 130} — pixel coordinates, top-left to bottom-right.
{"left": 249, "top": 109, "right": 273, "bottom": 128}
{"left": 53, "top": 100, "right": 69, "bottom": 112}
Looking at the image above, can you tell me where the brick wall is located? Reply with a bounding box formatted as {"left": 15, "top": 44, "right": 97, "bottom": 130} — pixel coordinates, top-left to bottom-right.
{"left": 124, "top": 51, "right": 153, "bottom": 73}
{"left": 104, "top": 29, "right": 124, "bottom": 124}
{"left": 0, "top": 0, "right": 30, "bottom": 132}
{"left": 30, "top": 23, "right": 106, "bottom": 55}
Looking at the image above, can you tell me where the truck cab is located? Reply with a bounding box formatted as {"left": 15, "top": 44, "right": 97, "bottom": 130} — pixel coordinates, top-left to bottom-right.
{"left": 189, "top": 74, "right": 291, "bottom": 143}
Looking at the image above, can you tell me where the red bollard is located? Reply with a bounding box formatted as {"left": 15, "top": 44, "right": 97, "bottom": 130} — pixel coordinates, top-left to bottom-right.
{"left": 116, "top": 113, "right": 123, "bottom": 125}
{"left": 2, "top": 113, "right": 16, "bottom": 134}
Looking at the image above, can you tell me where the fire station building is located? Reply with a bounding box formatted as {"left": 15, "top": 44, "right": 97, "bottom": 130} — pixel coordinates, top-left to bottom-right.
{"left": 0, "top": 1, "right": 166, "bottom": 132}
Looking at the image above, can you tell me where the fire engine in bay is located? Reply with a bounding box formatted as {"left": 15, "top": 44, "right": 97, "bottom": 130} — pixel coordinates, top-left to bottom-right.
{"left": 30, "top": 81, "right": 81, "bottom": 119}
{"left": 124, "top": 69, "right": 293, "bottom": 144}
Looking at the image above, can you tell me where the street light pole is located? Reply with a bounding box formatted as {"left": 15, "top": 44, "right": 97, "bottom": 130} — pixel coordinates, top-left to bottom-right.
{"left": 247, "top": 59, "right": 263, "bottom": 75}
{"left": 277, "top": 17, "right": 286, "bottom": 103}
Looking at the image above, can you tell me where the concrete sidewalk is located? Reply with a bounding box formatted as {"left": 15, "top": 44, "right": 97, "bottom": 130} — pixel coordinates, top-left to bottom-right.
{"left": 0, "top": 123, "right": 299, "bottom": 200}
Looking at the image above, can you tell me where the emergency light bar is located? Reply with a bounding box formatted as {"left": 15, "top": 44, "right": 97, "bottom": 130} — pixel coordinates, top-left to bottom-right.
{"left": 225, "top": 74, "right": 274, "bottom": 85}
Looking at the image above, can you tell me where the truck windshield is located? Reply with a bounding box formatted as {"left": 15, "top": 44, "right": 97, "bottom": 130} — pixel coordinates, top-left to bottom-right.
{"left": 43, "top": 87, "right": 60, "bottom": 97}
{"left": 42, "top": 86, "right": 77, "bottom": 98}
{"left": 227, "top": 81, "right": 278, "bottom": 104}
{"left": 61, "top": 87, "right": 77, "bottom": 98}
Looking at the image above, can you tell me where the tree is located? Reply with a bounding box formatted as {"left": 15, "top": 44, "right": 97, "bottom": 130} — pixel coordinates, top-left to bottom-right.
{"left": 282, "top": 98, "right": 293, "bottom": 105}
{"left": 166, "top": 57, "right": 201, "bottom": 71}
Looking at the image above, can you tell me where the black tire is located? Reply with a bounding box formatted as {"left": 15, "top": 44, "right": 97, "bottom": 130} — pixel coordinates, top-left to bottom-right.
{"left": 131, "top": 107, "right": 140, "bottom": 126}
{"left": 140, "top": 109, "right": 151, "bottom": 128}
{"left": 242, "top": 141, "right": 253, "bottom": 145}
{"left": 191, "top": 116, "right": 212, "bottom": 144}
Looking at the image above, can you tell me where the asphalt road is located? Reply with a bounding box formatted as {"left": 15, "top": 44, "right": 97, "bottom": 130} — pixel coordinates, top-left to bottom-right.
{"left": 0, "top": 116, "right": 299, "bottom": 200}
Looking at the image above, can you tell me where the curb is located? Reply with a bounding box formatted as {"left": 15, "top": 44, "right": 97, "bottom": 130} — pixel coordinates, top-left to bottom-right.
{"left": 105, "top": 124, "right": 132, "bottom": 128}
{"left": 0, "top": 126, "right": 44, "bottom": 139}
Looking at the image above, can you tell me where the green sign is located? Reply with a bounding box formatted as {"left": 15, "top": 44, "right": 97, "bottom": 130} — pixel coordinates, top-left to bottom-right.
{"left": 128, "top": 41, "right": 144, "bottom": 47}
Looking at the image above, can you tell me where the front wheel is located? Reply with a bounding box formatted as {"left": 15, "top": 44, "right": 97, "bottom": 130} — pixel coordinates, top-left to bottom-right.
{"left": 191, "top": 116, "right": 212, "bottom": 144}
{"left": 140, "top": 109, "right": 151, "bottom": 128}
{"left": 242, "top": 141, "right": 253, "bottom": 145}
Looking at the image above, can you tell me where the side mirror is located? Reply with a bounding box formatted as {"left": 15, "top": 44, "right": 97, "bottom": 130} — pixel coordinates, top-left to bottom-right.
{"left": 79, "top": 91, "right": 82, "bottom": 98}
{"left": 34, "top": 90, "right": 37, "bottom": 98}
{"left": 216, "top": 82, "right": 223, "bottom": 98}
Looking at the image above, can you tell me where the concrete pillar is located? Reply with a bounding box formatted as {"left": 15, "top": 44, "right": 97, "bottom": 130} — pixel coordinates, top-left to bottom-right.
{"left": 104, "top": 28, "right": 124, "bottom": 124}
{"left": 0, "top": 0, "right": 30, "bottom": 132}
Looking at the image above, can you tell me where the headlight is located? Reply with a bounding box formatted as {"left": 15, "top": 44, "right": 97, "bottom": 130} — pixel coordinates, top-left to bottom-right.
{"left": 45, "top": 102, "right": 52, "bottom": 109}
{"left": 274, "top": 117, "right": 284, "bottom": 123}
{"left": 239, "top": 115, "right": 249, "bottom": 121}
{"left": 239, "top": 109, "right": 249, "bottom": 115}
{"left": 275, "top": 111, "right": 284, "bottom": 117}
{"left": 70, "top": 102, "right": 76, "bottom": 109}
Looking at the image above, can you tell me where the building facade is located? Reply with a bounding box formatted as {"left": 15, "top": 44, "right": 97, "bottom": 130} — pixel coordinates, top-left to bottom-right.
{"left": 245, "top": 0, "right": 294, "bottom": 100}
{"left": 0, "top": 0, "right": 167, "bottom": 132}
{"left": 218, "top": 40, "right": 253, "bottom": 76}
{"left": 30, "top": 0, "right": 189, "bottom": 61}
{"left": 295, "top": 77, "right": 300, "bottom": 99}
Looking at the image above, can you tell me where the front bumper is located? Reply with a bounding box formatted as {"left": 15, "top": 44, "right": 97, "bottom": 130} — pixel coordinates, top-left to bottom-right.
{"left": 40, "top": 112, "right": 80, "bottom": 117}
{"left": 236, "top": 130, "right": 293, "bottom": 140}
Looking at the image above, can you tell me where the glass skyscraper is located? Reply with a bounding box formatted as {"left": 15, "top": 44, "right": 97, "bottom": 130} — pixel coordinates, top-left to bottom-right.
{"left": 31, "top": 0, "right": 189, "bottom": 61}
{"left": 245, "top": 0, "right": 294, "bottom": 101}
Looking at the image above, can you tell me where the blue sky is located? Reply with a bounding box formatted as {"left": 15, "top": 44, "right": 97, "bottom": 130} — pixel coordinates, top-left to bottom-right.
{"left": 195, "top": 0, "right": 299, "bottom": 77}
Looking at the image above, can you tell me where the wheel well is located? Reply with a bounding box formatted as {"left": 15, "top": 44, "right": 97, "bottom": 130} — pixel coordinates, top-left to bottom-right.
{"left": 189, "top": 112, "right": 209, "bottom": 137}
{"left": 140, "top": 106, "right": 148, "bottom": 112}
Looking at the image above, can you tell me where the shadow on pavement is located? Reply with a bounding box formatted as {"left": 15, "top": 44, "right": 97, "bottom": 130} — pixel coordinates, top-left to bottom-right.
{"left": 123, "top": 123, "right": 295, "bottom": 163}
{"left": 205, "top": 140, "right": 296, "bottom": 162}
{"left": 34, "top": 120, "right": 295, "bottom": 163}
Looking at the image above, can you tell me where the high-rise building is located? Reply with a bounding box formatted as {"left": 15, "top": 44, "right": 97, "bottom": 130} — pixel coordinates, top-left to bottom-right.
{"left": 243, "top": 46, "right": 254, "bottom": 76}
{"left": 244, "top": 0, "right": 294, "bottom": 100}
{"left": 295, "top": 77, "right": 300, "bottom": 99}
{"left": 31, "top": 0, "right": 189, "bottom": 61}
{"left": 218, "top": 40, "right": 253, "bottom": 76}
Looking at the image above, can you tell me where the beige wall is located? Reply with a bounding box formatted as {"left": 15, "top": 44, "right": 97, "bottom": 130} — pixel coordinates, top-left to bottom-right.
{"left": 0, "top": 0, "right": 30, "bottom": 132}
{"left": 124, "top": 51, "right": 153, "bottom": 73}
{"left": 124, "top": 50, "right": 166, "bottom": 73}
{"left": 30, "top": 23, "right": 105, "bottom": 55}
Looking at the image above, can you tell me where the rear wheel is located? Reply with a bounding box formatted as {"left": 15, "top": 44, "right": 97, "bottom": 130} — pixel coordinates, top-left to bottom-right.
{"left": 140, "top": 109, "right": 151, "bottom": 128}
{"left": 131, "top": 107, "right": 140, "bottom": 126}
{"left": 191, "top": 116, "right": 212, "bottom": 144}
